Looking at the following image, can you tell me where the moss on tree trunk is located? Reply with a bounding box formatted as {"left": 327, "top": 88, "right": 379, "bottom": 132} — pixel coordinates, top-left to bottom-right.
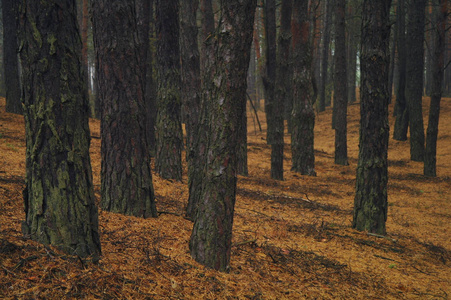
{"left": 19, "top": 0, "right": 101, "bottom": 258}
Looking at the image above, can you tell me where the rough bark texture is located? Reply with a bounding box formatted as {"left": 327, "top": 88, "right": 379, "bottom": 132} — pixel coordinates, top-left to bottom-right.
{"left": 424, "top": 0, "right": 447, "bottom": 177}
{"left": 92, "top": 0, "right": 157, "bottom": 218}
{"left": 271, "top": 0, "right": 293, "bottom": 181}
{"left": 155, "top": 0, "right": 183, "bottom": 181}
{"left": 333, "top": 0, "right": 348, "bottom": 166}
{"left": 405, "top": 0, "right": 426, "bottom": 161}
{"left": 318, "top": 0, "right": 332, "bottom": 112}
{"left": 353, "top": 0, "right": 392, "bottom": 235}
{"left": 145, "top": 0, "right": 156, "bottom": 157}
{"left": 180, "top": 0, "right": 201, "bottom": 165}
{"left": 291, "top": 0, "right": 316, "bottom": 176}
{"left": 263, "top": 0, "right": 282, "bottom": 180}
{"left": 186, "top": 0, "right": 215, "bottom": 220}
{"left": 18, "top": 0, "right": 101, "bottom": 257}
{"left": 393, "top": 0, "right": 408, "bottom": 141}
{"left": 3, "top": 0, "right": 21, "bottom": 114}
{"left": 190, "top": 0, "right": 257, "bottom": 272}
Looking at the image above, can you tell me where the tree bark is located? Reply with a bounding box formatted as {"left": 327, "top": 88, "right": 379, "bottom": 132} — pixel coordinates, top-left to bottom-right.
{"left": 3, "top": 0, "right": 21, "bottom": 114}
{"left": 92, "top": 0, "right": 157, "bottom": 218}
{"left": 424, "top": 0, "right": 447, "bottom": 177}
{"left": 353, "top": 0, "right": 392, "bottom": 235}
{"left": 318, "top": 0, "right": 332, "bottom": 112}
{"left": 155, "top": 0, "right": 183, "bottom": 181}
{"left": 145, "top": 0, "right": 156, "bottom": 157}
{"left": 180, "top": 0, "right": 201, "bottom": 165}
{"left": 291, "top": 0, "right": 316, "bottom": 176}
{"left": 189, "top": 0, "right": 257, "bottom": 272}
{"left": 346, "top": 0, "right": 360, "bottom": 104}
{"left": 18, "top": 0, "right": 101, "bottom": 257}
{"left": 405, "top": 0, "right": 426, "bottom": 161}
{"left": 263, "top": 0, "right": 283, "bottom": 180}
{"left": 393, "top": 0, "right": 408, "bottom": 141}
{"left": 333, "top": 0, "right": 348, "bottom": 166}
{"left": 186, "top": 0, "right": 215, "bottom": 220}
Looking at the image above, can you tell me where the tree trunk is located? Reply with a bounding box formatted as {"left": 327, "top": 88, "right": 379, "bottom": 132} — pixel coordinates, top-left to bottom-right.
{"left": 291, "top": 0, "right": 316, "bottom": 176}
{"left": 3, "top": 0, "right": 21, "bottom": 114}
{"left": 353, "top": 0, "right": 392, "bottom": 235}
{"left": 186, "top": 0, "right": 215, "bottom": 220}
{"left": 180, "top": 0, "right": 201, "bottom": 166}
{"left": 318, "top": 0, "right": 332, "bottom": 112}
{"left": 145, "top": 0, "right": 157, "bottom": 157}
{"left": 405, "top": 0, "right": 426, "bottom": 161}
{"left": 424, "top": 0, "right": 447, "bottom": 177}
{"left": 190, "top": 0, "right": 257, "bottom": 272}
{"left": 333, "top": 0, "right": 348, "bottom": 166}
{"left": 346, "top": 0, "right": 360, "bottom": 104}
{"left": 155, "top": 0, "right": 183, "bottom": 181}
{"left": 393, "top": 0, "right": 408, "bottom": 141}
{"left": 388, "top": 2, "right": 397, "bottom": 100}
{"left": 263, "top": 0, "right": 283, "bottom": 180}
{"left": 18, "top": 0, "right": 101, "bottom": 258}
{"left": 92, "top": 0, "right": 157, "bottom": 218}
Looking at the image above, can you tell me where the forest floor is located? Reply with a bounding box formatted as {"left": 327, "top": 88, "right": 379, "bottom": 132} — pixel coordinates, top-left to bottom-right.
{"left": 0, "top": 95, "right": 450, "bottom": 299}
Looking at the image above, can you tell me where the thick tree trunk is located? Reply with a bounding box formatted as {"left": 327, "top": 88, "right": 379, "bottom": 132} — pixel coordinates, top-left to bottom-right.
{"left": 353, "top": 0, "right": 392, "bottom": 235}
{"left": 92, "top": 0, "right": 157, "bottom": 218}
{"left": 3, "top": 0, "right": 21, "bottom": 114}
{"left": 18, "top": 0, "right": 101, "bottom": 257}
{"left": 424, "top": 0, "right": 447, "bottom": 177}
{"left": 190, "top": 0, "right": 256, "bottom": 272}
{"left": 318, "top": 0, "right": 332, "bottom": 112}
{"left": 333, "top": 0, "right": 348, "bottom": 166}
{"left": 186, "top": 0, "right": 215, "bottom": 220}
{"left": 155, "top": 0, "right": 183, "bottom": 181}
{"left": 291, "top": 0, "right": 316, "bottom": 176}
{"left": 393, "top": 0, "right": 409, "bottom": 141}
{"left": 405, "top": 0, "right": 426, "bottom": 161}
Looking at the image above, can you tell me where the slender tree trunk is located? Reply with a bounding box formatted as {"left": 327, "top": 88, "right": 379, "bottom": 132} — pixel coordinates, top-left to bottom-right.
{"left": 92, "top": 0, "right": 157, "bottom": 218}
{"left": 186, "top": 0, "right": 215, "bottom": 220}
{"left": 346, "top": 0, "right": 360, "bottom": 104}
{"left": 3, "top": 0, "right": 21, "bottom": 114}
{"left": 155, "top": 0, "right": 183, "bottom": 181}
{"left": 353, "top": 0, "right": 392, "bottom": 235}
{"left": 424, "top": 0, "right": 447, "bottom": 177}
{"left": 405, "top": 0, "right": 426, "bottom": 161}
{"left": 393, "top": 0, "right": 408, "bottom": 141}
{"left": 388, "top": 1, "right": 397, "bottom": 100}
{"left": 334, "top": 0, "right": 348, "bottom": 166}
{"left": 190, "top": 0, "right": 257, "bottom": 272}
{"left": 291, "top": 0, "right": 316, "bottom": 176}
{"left": 272, "top": 0, "right": 293, "bottom": 180}
{"left": 318, "top": 0, "right": 332, "bottom": 112}
{"left": 19, "top": 0, "right": 101, "bottom": 257}
{"left": 180, "top": 0, "right": 201, "bottom": 165}
{"left": 263, "top": 0, "right": 283, "bottom": 180}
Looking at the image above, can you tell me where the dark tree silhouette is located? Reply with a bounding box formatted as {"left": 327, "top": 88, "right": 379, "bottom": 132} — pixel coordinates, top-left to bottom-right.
{"left": 405, "top": 0, "right": 426, "bottom": 161}
{"left": 318, "top": 0, "right": 332, "bottom": 112}
{"left": 92, "top": 0, "right": 157, "bottom": 218}
{"left": 424, "top": 0, "right": 447, "bottom": 177}
{"left": 353, "top": 0, "right": 392, "bottom": 235}
{"left": 291, "top": 0, "right": 316, "bottom": 176}
{"left": 190, "top": 0, "right": 257, "bottom": 271}
{"left": 393, "top": 0, "right": 408, "bottom": 141}
{"left": 333, "top": 0, "right": 348, "bottom": 166}
{"left": 155, "top": 0, "right": 183, "bottom": 181}
{"left": 18, "top": 0, "right": 101, "bottom": 257}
